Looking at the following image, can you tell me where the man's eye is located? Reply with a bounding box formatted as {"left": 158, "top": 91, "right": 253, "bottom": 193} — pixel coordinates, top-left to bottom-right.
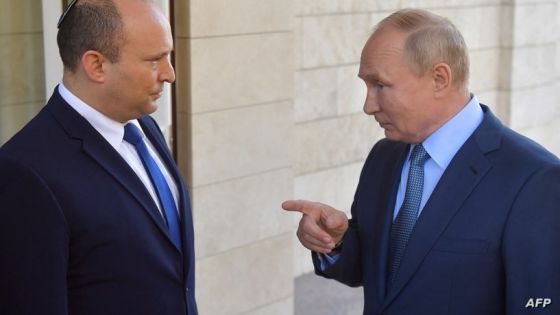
{"left": 149, "top": 59, "right": 160, "bottom": 68}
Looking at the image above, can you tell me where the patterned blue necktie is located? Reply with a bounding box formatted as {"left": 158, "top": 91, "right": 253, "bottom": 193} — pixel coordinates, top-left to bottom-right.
{"left": 389, "top": 144, "right": 430, "bottom": 282}
{"left": 123, "top": 123, "right": 182, "bottom": 251}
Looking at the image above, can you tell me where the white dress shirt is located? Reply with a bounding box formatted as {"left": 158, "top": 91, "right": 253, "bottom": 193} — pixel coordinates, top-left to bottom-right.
{"left": 58, "top": 83, "right": 179, "bottom": 216}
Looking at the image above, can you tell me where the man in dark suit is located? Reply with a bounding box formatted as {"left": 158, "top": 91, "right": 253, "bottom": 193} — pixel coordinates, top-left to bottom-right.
{"left": 0, "top": 0, "right": 197, "bottom": 314}
{"left": 283, "top": 8, "right": 560, "bottom": 315}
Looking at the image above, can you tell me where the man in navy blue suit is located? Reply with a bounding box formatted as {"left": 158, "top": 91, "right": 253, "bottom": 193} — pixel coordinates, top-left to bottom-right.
{"left": 0, "top": 0, "right": 197, "bottom": 314}
{"left": 283, "top": 8, "right": 560, "bottom": 315}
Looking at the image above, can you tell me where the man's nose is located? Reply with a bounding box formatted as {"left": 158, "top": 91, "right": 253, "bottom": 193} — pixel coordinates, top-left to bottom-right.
{"left": 159, "top": 58, "right": 176, "bottom": 83}
{"left": 363, "top": 90, "right": 379, "bottom": 115}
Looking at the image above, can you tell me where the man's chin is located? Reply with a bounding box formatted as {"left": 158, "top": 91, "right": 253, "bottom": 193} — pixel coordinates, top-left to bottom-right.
{"left": 384, "top": 130, "right": 404, "bottom": 142}
{"left": 384, "top": 130, "right": 395, "bottom": 140}
{"left": 134, "top": 104, "right": 159, "bottom": 119}
{"left": 146, "top": 102, "right": 159, "bottom": 113}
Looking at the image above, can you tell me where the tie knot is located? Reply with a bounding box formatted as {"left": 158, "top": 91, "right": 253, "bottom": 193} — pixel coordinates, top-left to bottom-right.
{"left": 123, "top": 123, "right": 144, "bottom": 145}
{"left": 410, "top": 144, "right": 430, "bottom": 166}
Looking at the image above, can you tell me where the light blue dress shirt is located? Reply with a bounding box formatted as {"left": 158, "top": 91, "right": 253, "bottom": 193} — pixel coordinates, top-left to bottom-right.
{"left": 319, "top": 95, "right": 484, "bottom": 269}
{"left": 393, "top": 95, "right": 484, "bottom": 220}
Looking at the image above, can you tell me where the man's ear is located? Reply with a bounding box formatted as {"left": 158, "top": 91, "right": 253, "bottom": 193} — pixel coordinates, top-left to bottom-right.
{"left": 80, "top": 50, "right": 107, "bottom": 83}
{"left": 432, "top": 62, "right": 452, "bottom": 97}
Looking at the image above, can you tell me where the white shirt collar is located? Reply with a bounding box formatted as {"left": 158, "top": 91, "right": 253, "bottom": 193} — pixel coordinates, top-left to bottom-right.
{"left": 58, "top": 82, "right": 142, "bottom": 150}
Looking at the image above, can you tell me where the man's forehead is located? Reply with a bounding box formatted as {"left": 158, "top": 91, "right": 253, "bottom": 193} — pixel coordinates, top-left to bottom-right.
{"left": 361, "top": 29, "right": 405, "bottom": 59}
{"left": 365, "top": 28, "right": 406, "bottom": 50}
{"left": 360, "top": 41, "right": 403, "bottom": 70}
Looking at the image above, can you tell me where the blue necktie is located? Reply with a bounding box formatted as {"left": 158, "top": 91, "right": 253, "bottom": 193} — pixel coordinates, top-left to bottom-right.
{"left": 123, "top": 123, "right": 182, "bottom": 251}
{"left": 389, "top": 144, "right": 430, "bottom": 282}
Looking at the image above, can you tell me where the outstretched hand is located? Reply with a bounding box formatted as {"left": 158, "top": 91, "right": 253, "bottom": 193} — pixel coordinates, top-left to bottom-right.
{"left": 282, "top": 199, "right": 348, "bottom": 253}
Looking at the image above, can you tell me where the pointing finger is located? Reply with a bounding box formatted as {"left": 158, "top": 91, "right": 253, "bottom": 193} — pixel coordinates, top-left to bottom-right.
{"left": 281, "top": 199, "right": 324, "bottom": 216}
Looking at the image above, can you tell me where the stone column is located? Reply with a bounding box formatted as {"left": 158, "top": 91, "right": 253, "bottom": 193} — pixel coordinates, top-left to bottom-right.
{"left": 174, "top": 0, "right": 295, "bottom": 314}
{"left": 0, "top": 1, "right": 45, "bottom": 144}
{"left": 505, "top": 0, "right": 560, "bottom": 155}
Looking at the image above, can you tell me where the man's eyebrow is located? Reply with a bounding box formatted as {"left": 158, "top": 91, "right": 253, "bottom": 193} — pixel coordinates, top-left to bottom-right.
{"left": 147, "top": 50, "right": 173, "bottom": 60}
{"left": 358, "top": 73, "right": 381, "bottom": 81}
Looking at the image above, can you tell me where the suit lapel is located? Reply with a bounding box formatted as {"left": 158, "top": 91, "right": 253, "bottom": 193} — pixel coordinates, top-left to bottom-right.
{"left": 381, "top": 106, "right": 502, "bottom": 311}
{"left": 139, "top": 117, "right": 196, "bottom": 285}
{"left": 139, "top": 117, "right": 187, "bottom": 210}
{"left": 139, "top": 117, "right": 194, "bottom": 260}
{"left": 370, "top": 143, "right": 409, "bottom": 304}
{"left": 46, "top": 90, "right": 176, "bottom": 250}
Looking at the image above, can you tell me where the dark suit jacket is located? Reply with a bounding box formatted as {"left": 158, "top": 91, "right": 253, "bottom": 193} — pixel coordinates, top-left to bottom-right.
{"left": 313, "top": 105, "right": 560, "bottom": 315}
{"left": 0, "top": 88, "right": 198, "bottom": 315}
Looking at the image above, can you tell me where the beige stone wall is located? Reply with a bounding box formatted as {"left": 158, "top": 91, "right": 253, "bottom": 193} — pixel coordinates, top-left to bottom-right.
{"left": 0, "top": 1, "right": 45, "bottom": 144}
{"left": 1, "top": 1, "right": 559, "bottom": 314}
{"left": 174, "top": 0, "right": 295, "bottom": 314}
{"left": 293, "top": 2, "right": 385, "bottom": 276}
{"left": 505, "top": 0, "right": 560, "bottom": 155}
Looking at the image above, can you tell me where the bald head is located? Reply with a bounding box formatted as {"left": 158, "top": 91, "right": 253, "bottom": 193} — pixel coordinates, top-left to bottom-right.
{"left": 115, "top": 0, "right": 170, "bottom": 44}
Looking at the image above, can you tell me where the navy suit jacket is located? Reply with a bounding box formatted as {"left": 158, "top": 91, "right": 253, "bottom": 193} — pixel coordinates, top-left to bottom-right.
{"left": 313, "top": 106, "right": 560, "bottom": 314}
{"left": 0, "top": 88, "right": 198, "bottom": 315}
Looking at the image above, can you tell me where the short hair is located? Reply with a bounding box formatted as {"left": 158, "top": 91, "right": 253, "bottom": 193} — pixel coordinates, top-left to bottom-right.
{"left": 57, "top": 0, "right": 125, "bottom": 72}
{"left": 374, "top": 8, "right": 470, "bottom": 89}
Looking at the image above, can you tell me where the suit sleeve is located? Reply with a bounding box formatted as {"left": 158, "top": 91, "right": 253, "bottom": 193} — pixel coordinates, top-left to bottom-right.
{"left": 312, "top": 215, "right": 363, "bottom": 287}
{"left": 0, "top": 158, "right": 69, "bottom": 315}
{"left": 311, "top": 141, "right": 388, "bottom": 287}
{"left": 503, "top": 165, "right": 560, "bottom": 314}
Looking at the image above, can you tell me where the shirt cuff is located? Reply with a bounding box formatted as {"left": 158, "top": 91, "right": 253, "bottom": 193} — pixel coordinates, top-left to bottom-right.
{"left": 317, "top": 251, "right": 341, "bottom": 271}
